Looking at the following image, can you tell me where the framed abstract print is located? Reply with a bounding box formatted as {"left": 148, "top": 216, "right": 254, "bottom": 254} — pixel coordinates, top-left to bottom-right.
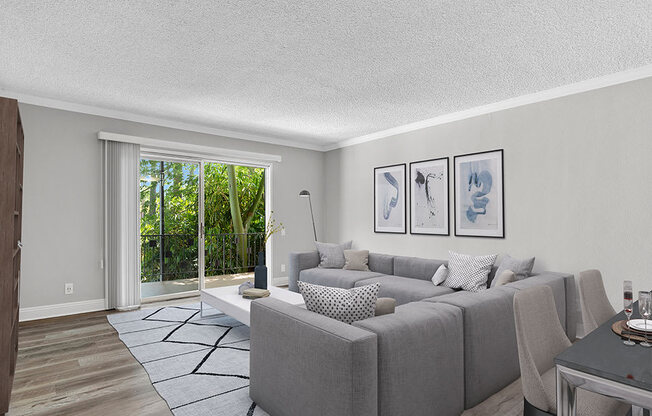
{"left": 374, "top": 164, "right": 406, "bottom": 233}
{"left": 409, "top": 157, "right": 449, "bottom": 235}
{"left": 454, "top": 149, "right": 504, "bottom": 238}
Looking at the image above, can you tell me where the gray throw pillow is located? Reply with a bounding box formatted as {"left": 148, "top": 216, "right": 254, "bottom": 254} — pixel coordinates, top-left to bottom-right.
{"left": 490, "top": 270, "right": 517, "bottom": 288}
{"left": 315, "top": 241, "right": 352, "bottom": 268}
{"left": 443, "top": 251, "right": 497, "bottom": 292}
{"left": 297, "top": 281, "right": 379, "bottom": 324}
{"left": 343, "top": 249, "right": 369, "bottom": 271}
{"left": 495, "top": 255, "right": 535, "bottom": 280}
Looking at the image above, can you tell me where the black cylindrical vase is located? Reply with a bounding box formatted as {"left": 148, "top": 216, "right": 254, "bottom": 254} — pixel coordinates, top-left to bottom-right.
{"left": 254, "top": 251, "right": 267, "bottom": 289}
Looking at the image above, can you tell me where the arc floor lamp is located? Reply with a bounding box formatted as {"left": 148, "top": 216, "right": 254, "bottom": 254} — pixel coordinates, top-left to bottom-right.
{"left": 299, "top": 190, "right": 317, "bottom": 241}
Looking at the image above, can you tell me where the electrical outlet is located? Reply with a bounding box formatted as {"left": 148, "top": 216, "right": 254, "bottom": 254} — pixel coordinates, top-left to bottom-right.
{"left": 99, "top": 259, "right": 104, "bottom": 269}
{"left": 280, "top": 264, "right": 286, "bottom": 272}
{"left": 65, "top": 283, "right": 74, "bottom": 295}
{"left": 281, "top": 228, "right": 286, "bottom": 236}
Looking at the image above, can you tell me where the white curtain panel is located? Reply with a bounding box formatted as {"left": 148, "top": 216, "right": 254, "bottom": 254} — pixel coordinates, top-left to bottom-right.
{"left": 104, "top": 140, "right": 141, "bottom": 310}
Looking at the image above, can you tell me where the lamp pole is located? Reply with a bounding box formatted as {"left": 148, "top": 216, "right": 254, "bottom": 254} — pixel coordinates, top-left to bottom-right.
{"left": 299, "top": 190, "right": 317, "bottom": 241}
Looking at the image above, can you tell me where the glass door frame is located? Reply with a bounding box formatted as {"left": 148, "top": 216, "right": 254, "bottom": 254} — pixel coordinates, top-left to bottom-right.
{"left": 139, "top": 151, "right": 272, "bottom": 303}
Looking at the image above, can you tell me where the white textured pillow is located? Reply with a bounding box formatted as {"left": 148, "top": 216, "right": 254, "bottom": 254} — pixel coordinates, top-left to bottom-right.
{"left": 431, "top": 264, "right": 448, "bottom": 286}
{"left": 297, "top": 281, "right": 379, "bottom": 324}
{"left": 443, "top": 251, "right": 497, "bottom": 292}
{"left": 315, "top": 241, "right": 352, "bottom": 268}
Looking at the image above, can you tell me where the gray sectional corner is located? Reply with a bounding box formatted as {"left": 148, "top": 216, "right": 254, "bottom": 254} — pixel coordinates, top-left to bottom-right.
{"left": 353, "top": 302, "right": 465, "bottom": 416}
{"left": 250, "top": 297, "right": 378, "bottom": 416}
{"left": 252, "top": 251, "right": 578, "bottom": 416}
{"left": 287, "top": 251, "right": 320, "bottom": 292}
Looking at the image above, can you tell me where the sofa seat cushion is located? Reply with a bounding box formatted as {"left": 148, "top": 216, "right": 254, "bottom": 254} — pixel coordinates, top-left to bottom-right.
{"left": 299, "top": 268, "right": 385, "bottom": 289}
{"left": 354, "top": 275, "right": 455, "bottom": 305}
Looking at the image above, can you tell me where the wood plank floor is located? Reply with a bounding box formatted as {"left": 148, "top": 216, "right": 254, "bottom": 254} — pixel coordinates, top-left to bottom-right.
{"left": 8, "top": 297, "right": 523, "bottom": 416}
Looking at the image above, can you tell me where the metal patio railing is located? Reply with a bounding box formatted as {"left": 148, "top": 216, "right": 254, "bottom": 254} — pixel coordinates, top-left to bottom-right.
{"left": 140, "top": 232, "right": 265, "bottom": 282}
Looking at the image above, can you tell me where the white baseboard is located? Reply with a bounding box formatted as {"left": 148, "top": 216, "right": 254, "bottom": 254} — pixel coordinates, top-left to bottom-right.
{"left": 272, "top": 276, "right": 288, "bottom": 286}
{"left": 20, "top": 298, "right": 107, "bottom": 322}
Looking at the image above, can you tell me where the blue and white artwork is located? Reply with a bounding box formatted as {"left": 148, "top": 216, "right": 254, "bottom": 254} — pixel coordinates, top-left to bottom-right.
{"left": 410, "top": 158, "right": 449, "bottom": 235}
{"left": 375, "top": 164, "right": 406, "bottom": 233}
{"left": 454, "top": 150, "right": 504, "bottom": 238}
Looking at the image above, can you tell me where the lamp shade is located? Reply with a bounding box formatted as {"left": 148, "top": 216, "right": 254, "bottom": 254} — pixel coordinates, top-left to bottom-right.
{"left": 299, "top": 190, "right": 310, "bottom": 197}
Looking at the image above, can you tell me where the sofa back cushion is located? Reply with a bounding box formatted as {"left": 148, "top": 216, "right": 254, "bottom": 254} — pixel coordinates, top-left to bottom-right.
{"left": 393, "top": 256, "right": 446, "bottom": 281}
{"left": 368, "top": 253, "right": 395, "bottom": 275}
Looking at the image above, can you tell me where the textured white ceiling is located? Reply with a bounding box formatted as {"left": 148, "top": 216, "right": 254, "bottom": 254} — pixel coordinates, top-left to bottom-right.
{"left": 1, "top": 1, "right": 651, "bottom": 148}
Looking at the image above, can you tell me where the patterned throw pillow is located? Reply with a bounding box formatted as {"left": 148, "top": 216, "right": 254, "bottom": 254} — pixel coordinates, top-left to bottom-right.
{"left": 297, "top": 281, "right": 379, "bottom": 324}
{"left": 443, "top": 251, "right": 497, "bottom": 292}
{"left": 431, "top": 264, "right": 449, "bottom": 286}
{"left": 315, "top": 241, "right": 353, "bottom": 268}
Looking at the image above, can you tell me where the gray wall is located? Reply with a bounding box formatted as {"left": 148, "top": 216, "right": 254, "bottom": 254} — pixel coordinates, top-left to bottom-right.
{"left": 324, "top": 77, "right": 652, "bottom": 308}
{"left": 19, "top": 104, "right": 324, "bottom": 308}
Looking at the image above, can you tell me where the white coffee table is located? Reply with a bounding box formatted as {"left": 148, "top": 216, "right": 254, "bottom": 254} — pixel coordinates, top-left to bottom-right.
{"left": 200, "top": 285, "right": 305, "bottom": 326}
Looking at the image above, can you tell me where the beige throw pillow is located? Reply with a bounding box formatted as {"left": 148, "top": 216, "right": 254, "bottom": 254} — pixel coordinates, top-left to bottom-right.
{"left": 375, "top": 298, "right": 396, "bottom": 316}
{"left": 343, "top": 250, "right": 370, "bottom": 271}
{"left": 491, "top": 269, "right": 516, "bottom": 288}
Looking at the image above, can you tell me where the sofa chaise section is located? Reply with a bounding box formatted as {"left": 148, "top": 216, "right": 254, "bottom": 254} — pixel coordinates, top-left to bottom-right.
{"left": 250, "top": 298, "right": 378, "bottom": 416}
{"left": 353, "top": 301, "right": 464, "bottom": 416}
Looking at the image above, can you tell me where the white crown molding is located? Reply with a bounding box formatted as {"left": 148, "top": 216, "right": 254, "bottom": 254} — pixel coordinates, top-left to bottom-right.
{"left": 324, "top": 64, "right": 652, "bottom": 152}
{"left": 4, "top": 64, "right": 651, "bottom": 154}
{"left": 0, "top": 88, "right": 325, "bottom": 152}
{"left": 20, "top": 298, "right": 107, "bottom": 322}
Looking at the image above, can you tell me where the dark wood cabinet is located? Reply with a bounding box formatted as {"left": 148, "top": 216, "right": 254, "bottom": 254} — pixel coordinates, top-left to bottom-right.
{"left": 0, "top": 97, "right": 23, "bottom": 415}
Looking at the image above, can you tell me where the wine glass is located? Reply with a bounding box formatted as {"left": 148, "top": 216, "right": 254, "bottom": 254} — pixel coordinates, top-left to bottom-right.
{"left": 638, "top": 291, "right": 651, "bottom": 348}
{"left": 623, "top": 281, "right": 635, "bottom": 346}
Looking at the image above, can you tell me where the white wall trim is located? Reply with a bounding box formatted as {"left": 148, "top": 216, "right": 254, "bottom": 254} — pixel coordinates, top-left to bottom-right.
{"left": 99, "top": 131, "right": 282, "bottom": 165}
{"left": 0, "top": 88, "right": 324, "bottom": 152}
{"left": 5, "top": 65, "right": 652, "bottom": 154}
{"left": 20, "top": 298, "right": 107, "bottom": 322}
{"left": 324, "top": 64, "right": 652, "bottom": 151}
{"left": 272, "top": 276, "right": 288, "bottom": 286}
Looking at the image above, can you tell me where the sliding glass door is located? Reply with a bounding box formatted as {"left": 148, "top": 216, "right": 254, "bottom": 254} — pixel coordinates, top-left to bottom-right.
{"left": 203, "top": 162, "right": 265, "bottom": 289}
{"left": 140, "top": 159, "right": 200, "bottom": 298}
{"left": 139, "top": 158, "right": 266, "bottom": 300}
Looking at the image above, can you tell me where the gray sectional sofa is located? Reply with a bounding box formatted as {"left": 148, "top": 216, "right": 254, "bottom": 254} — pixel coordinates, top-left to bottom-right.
{"left": 250, "top": 251, "right": 577, "bottom": 416}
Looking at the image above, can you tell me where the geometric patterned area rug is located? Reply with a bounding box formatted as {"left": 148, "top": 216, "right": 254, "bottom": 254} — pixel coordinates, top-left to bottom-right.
{"left": 107, "top": 303, "right": 269, "bottom": 416}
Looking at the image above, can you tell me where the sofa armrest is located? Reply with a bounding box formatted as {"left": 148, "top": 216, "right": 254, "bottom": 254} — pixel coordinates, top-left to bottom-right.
{"left": 288, "top": 251, "right": 320, "bottom": 292}
{"left": 250, "top": 297, "right": 378, "bottom": 416}
{"left": 353, "top": 302, "right": 464, "bottom": 416}
{"left": 423, "top": 287, "right": 519, "bottom": 409}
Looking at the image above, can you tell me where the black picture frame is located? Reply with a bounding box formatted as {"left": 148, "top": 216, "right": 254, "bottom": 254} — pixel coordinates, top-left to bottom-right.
{"left": 409, "top": 157, "right": 450, "bottom": 236}
{"left": 453, "top": 149, "right": 505, "bottom": 238}
{"left": 374, "top": 163, "right": 407, "bottom": 234}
